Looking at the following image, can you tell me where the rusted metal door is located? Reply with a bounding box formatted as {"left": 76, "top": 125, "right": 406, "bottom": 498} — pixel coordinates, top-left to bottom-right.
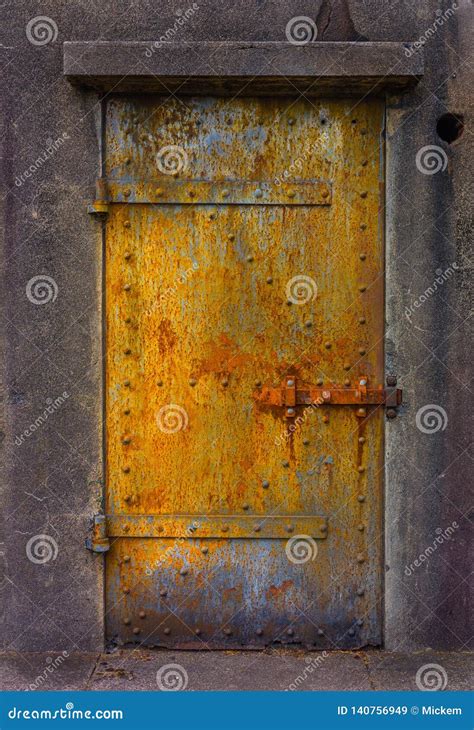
{"left": 103, "top": 95, "right": 389, "bottom": 649}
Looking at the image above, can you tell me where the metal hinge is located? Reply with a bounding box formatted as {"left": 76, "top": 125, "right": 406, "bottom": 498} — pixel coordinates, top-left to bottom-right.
{"left": 254, "top": 375, "right": 402, "bottom": 419}
{"left": 88, "top": 178, "right": 109, "bottom": 219}
{"left": 85, "top": 514, "right": 110, "bottom": 553}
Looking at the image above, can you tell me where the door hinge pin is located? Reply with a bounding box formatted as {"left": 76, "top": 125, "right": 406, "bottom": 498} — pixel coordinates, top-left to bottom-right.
{"left": 85, "top": 514, "right": 110, "bottom": 553}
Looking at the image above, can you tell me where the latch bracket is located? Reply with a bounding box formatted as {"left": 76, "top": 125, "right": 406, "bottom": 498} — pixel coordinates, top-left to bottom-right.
{"left": 85, "top": 514, "right": 110, "bottom": 553}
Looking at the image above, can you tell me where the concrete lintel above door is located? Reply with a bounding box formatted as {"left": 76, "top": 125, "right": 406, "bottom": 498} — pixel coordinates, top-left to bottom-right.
{"left": 63, "top": 41, "right": 423, "bottom": 96}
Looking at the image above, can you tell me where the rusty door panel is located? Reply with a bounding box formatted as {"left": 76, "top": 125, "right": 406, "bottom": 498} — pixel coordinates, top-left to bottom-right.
{"left": 104, "top": 96, "right": 385, "bottom": 649}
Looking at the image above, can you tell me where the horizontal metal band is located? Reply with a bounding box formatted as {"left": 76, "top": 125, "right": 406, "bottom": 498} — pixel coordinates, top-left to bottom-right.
{"left": 106, "top": 514, "right": 328, "bottom": 539}
{"left": 104, "top": 179, "right": 332, "bottom": 206}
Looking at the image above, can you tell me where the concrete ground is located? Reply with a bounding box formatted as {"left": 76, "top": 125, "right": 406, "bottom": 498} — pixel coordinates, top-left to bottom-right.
{"left": 1, "top": 649, "right": 472, "bottom": 691}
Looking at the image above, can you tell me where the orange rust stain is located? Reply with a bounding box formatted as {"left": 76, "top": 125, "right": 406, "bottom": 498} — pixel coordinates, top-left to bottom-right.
{"left": 266, "top": 580, "right": 294, "bottom": 601}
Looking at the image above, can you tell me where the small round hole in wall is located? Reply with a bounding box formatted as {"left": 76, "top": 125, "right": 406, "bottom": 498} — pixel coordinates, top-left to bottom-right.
{"left": 436, "top": 113, "right": 464, "bottom": 144}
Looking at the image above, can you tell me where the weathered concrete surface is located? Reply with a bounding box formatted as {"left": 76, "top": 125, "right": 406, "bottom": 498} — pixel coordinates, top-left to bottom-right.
{"left": 0, "top": 650, "right": 471, "bottom": 691}
{"left": 0, "top": 0, "right": 472, "bottom": 653}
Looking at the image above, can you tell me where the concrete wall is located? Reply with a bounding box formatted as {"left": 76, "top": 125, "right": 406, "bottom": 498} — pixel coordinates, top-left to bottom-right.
{"left": 0, "top": 0, "right": 471, "bottom": 652}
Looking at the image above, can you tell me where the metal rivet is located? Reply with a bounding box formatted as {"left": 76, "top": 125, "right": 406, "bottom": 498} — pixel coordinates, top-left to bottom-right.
{"left": 344, "top": 379, "right": 351, "bottom": 386}
{"left": 254, "top": 524, "right": 261, "bottom": 532}
{"left": 221, "top": 378, "right": 229, "bottom": 387}
{"left": 322, "top": 415, "right": 329, "bottom": 423}
{"left": 387, "top": 408, "right": 397, "bottom": 419}
{"left": 320, "top": 524, "right": 327, "bottom": 533}
{"left": 122, "top": 437, "right": 131, "bottom": 445}
{"left": 317, "top": 628, "right": 324, "bottom": 636}
{"left": 124, "top": 618, "right": 131, "bottom": 625}
{"left": 188, "top": 190, "right": 195, "bottom": 198}
{"left": 324, "top": 342, "right": 331, "bottom": 349}
{"left": 123, "top": 380, "right": 131, "bottom": 387}
{"left": 124, "top": 189, "right": 131, "bottom": 198}
{"left": 288, "top": 118, "right": 295, "bottom": 125}
{"left": 223, "top": 628, "right": 232, "bottom": 636}
{"left": 159, "top": 589, "right": 168, "bottom": 597}
{"left": 286, "top": 300, "right": 293, "bottom": 306}
{"left": 261, "top": 480, "right": 269, "bottom": 489}
{"left": 356, "top": 408, "right": 367, "bottom": 418}
{"left": 357, "top": 554, "right": 365, "bottom": 563}
{"left": 164, "top": 628, "right": 171, "bottom": 635}
{"left": 125, "top": 317, "right": 131, "bottom": 324}
{"left": 303, "top": 439, "right": 310, "bottom": 445}
{"left": 287, "top": 628, "right": 294, "bottom": 636}
{"left": 124, "top": 496, "right": 131, "bottom": 504}
{"left": 348, "top": 628, "right": 355, "bottom": 637}
{"left": 357, "top": 619, "right": 364, "bottom": 626}
{"left": 124, "top": 348, "right": 131, "bottom": 355}
{"left": 123, "top": 555, "right": 131, "bottom": 563}
{"left": 139, "top": 610, "right": 146, "bottom": 619}
{"left": 343, "top": 362, "right": 351, "bottom": 370}
{"left": 242, "top": 503, "right": 249, "bottom": 511}
{"left": 228, "top": 233, "right": 235, "bottom": 241}
{"left": 123, "top": 587, "right": 130, "bottom": 594}
{"left": 189, "top": 378, "right": 197, "bottom": 387}
{"left": 358, "top": 466, "right": 365, "bottom": 473}
{"left": 195, "top": 628, "right": 201, "bottom": 635}
{"left": 358, "top": 495, "right": 365, "bottom": 503}
{"left": 286, "top": 407, "right": 295, "bottom": 416}
{"left": 123, "top": 284, "right": 131, "bottom": 291}
{"left": 286, "top": 525, "right": 294, "bottom": 533}
{"left": 255, "top": 189, "right": 263, "bottom": 198}
{"left": 362, "top": 160, "right": 368, "bottom": 166}
{"left": 246, "top": 255, "right": 254, "bottom": 262}
{"left": 157, "top": 380, "right": 163, "bottom": 387}
{"left": 287, "top": 190, "right": 296, "bottom": 199}
{"left": 359, "top": 253, "right": 367, "bottom": 261}
{"left": 357, "top": 588, "right": 365, "bottom": 596}
{"left": 317, "top": 378, "right": 323, "bottom": 386}
{"left": 221, "top": 525, "right": 229, "bottom": 532}
{"left": 305, "top": 320, "right": 312, "bottom": 327}
{"left": 254, "top": 380, "right": 262, "bottom": 387}
{"left": 287, "top": 379, "right": 295, "bottom": 387}
{"left": 359, "top": 378, "right": 367, "bottom": 386}
{"left": 358, "top": 436, "right": 365, "bottom": 444}
{"left": 282, "top": 460, "right": 289, "bottom": 467}
{"left": 256, "top": 628, "right": 263, "bottom": 636}
{"left": 155, "top": 188, "right": 163, "bottom": 196}
{"left": 209, "top": 212, "right": 217, "bottom": 220}
{"left": 222, "top": 189, "right": 230, "bottom": 198}
{"left": 360, "top": 191, "right": 368, "bottom": 199}
{"left": 201, "top": 546, "right": 209, "bottom": 554}
{"left": 266, "top": 277, "right": 273, "bottom": 284}
{"left": 124, "top": 252, "right": 132, "bottom": 261}
{"left": 360, "top": 223, "right": 367, "bottom": 230}
{"left": 124, "top": 221, "right": 131, "bottom": 229}
{"left": 358, "top": 347, "right": 366, "bottom": 355}
{"left": 180, "top": 568, "right": 188, "bottom": 576}
{"left": 321, "top": 188, "right": 330, "bottom": 199}
{"left": 359, "top": 286, "right": 366, "bottom": 293}
{"left": 358, "top": 523, "right": 365, "bottom": 531}
{"left": 122, "top": 466, "right": 130, "bottom": 473}
{"left": 359, "top": 317, "right": 366, "bottom": 325}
